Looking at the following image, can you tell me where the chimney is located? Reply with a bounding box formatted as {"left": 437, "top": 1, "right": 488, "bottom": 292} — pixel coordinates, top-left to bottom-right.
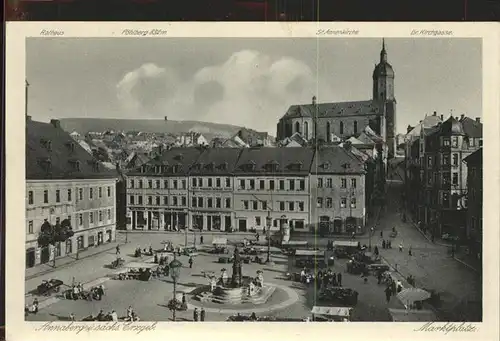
{"left": 50, "top": 119, "right": 61, "bottom": 129}
{"left": 460, "top": 114, "right": 465, "bottom": 120}
{"left": 419, "top": 120, "right": 423, "bottom": 124}
{"left": 476, "top": 117, "right": 481, "bottom": 123}
{"left": 440, "top": 115, "right": 443, "bottom": 121}
{"left": 433, "top": 111, "right": 437, "bottom": 116}
{"left": 312, "top": 96, "right": 317, "bottom": 105}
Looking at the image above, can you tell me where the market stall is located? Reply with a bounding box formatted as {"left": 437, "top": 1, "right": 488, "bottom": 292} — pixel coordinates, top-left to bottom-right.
{"left": 332, "top": 241, "right": 361, "bottom": 259}
{"left": 113, "top": 262, "right": 159, "bottom": 281}
{"left": 294, "top": 250, "right": 327, "bottom": 268}
{"left": 210, "top": 237, "right": 229, "bottom": 254}
{"left": 281, "top": 240, "right": 308, "bottom": 255}
{"left": 311, "top": 306, "right": 353, "bottom": 322}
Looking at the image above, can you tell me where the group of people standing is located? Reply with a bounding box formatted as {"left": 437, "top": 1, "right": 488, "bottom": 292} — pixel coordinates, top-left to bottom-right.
{"left": 193, "top": 307, "right": 206, "bottom": 321}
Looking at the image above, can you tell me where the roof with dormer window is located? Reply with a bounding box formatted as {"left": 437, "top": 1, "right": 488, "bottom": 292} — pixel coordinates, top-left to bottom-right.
{"left": 310, "top": 145, "right": 366, "bottom": 175}
{"left": 26, "top": 119, "right": 118, "bottom": 180}
{"left": 126, "top": 147, "right": 204, "bottom": 176}
{"left": 188, "top": 148, "right": 242, "bottom": 175}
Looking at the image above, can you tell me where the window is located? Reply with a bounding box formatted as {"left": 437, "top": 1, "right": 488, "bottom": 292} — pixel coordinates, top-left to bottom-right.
{"left": 130, "top": 179, "right": 135, "bottom": 188}
{"left": 239, "top": 179, "right": 245, "bottom": 189}
{"left": 351, "top": 178, "right": 357, "bottom": 188}
{"left": 279, "top": 201, "right": 285, "bottom": 211}
{"left": 99, "top": 211, "right": 103, "bottom": 222}
{"left": 442, "top": 192, "right": 450, "bottom": 207}
{"left": 207, "top": 198, "right": 213, "bottom": 208}
{"left": 148, "top": 180, "right": 152, "bottom": 188}
{"left": 28, "top": 221, "right": 33, "bottom": 234}
{"left": 225, "top": 177, "right": 231, "bottom": 187}
{"left": 479, "top": 140, "right": 483, "bottom": 147}
{"left": 442, "top": 154, "right": 450, "bottom": 165}
{"left": 225, "top": 198, "right": 231, "bottom": 208}
{"left": 443, "top": 138, "right": 450, "bottom": 147}
{"left": 28, "top": 191, "right": 34, "bottom": 205}
{"left": 216, "top": 178, "right": 221, "bottom": 188}
{"left": 164, "top": 180, "right": 169, "bottom": 189}
{"left": 341, "top": 178, "right": 347, "bottom": 188}
{"left": 108, "top": 209, "right": 111, "bottom": 220}
{"left": 98, "top": 187, "right": 102, "bottom": 198}
{"left": 326, "top": 197, "right": 333, "bottom": 208}
{"left": 192, "top": 178, "right": 197, "bottom": 187}
{"left": 216, "top": 198, "right": 222, "bottom": 208}
{"left": 351, "top": 198, "right": 357, "bottom": 208}
{"left": 299, "top": 180, "right": 305, "bottom": 190}
{"left": 172, "top": 180, "right": 178, "bottom": 189}
{"left": 243, "top": 200, "right": 249, "bottom": 210}
{"left": 78, "top": 214, "right": 83, "bottom": 226}
{"left": 156, "top": 196, "right": 160, "bottom": 205}
{"left": 427, "top": 156, "right": 432, "bottom": 167}
{"left": 198, "top": 197, "right": 203, "bottom": 207}
{"left": 182, "top": 180, "right": 187, "bottom": 189}
{"left": 317, "top": 198, "right": 323, "bottom": 208}
{"left": 138, "top": 196, "right": 143, "bottom": 205}
{"left": 249, "top": 179, "right": 255, "bottom": 189}
{"left": 155, "top": 180, "right": 160, "bottom": 189}
{"left": 253, "top": 201, "right": 258, "bottom": 210}
{"left": 255, "top": 217, "right": 261, "bottom": 226}
{"left": 260, "top": 180, "right": 265, "bottom": 190}
{"left": 326, "top": 178, "right": 332, "bottom": 188}
{"left": 89, "top": 188, "right": 94, "bottom": 199}
{"left": 208, "top": 178, "right": 213, "bottom": 187}
{"left": 44, "top": 190, "right": 49, "bottom": 203}
{"left": 269, "top": 180, "right": 275, "bottom": 190}
{"left": 192, "top": 197, "right": 197, "bottom": 207}
{"left": 138, "top": 180, "right": 143, "bottom": 188}
{"left": 452, "top": 173, "right": 459, "bottom": 185}
{"left": 289, "top": 179, "right": 295, "bottom": 191}
{"left": 452, "top": 137, "right": 458, "bottom": 148}
{"left": 317, "top": 178, "right": 323, "bottom": 188}
{"left": 182, "top": 197, "right": 187, "bottom": 206}
{"left": 198, "top": 178, "right": 202, "bottom": 187}
{"left": 56, "top": 217, "right": 60, "bottom": 224}
{"left": 261, "top": 201, "right": 267, "bottom": 210}
{"left": 442, "top": 173, "right": 450, "bottom": 185}
{"left": 452, "top": 154, "right": 459, "bottom": 166}
{"left": 340, "top": 198, "right": 347, "bottom": 208}
{"left": 90, "top": 212, "right": 94, "bottom": 224}
{"left": 289, "top": 202, "right": 295, "bottom": 211}
{"left": 78, "top": 188, "right": 83, "bottom": 201}
{"left": 67, "top": 189, "right": 72, "bottom": 201}
{"left": 130, "top": 195, "right": 135, "bottom": 205}
{"left": 164, "top": 196, "right": 168, "bottom": 205}
{"left": 147, "top": 196, "right": 152, "bottom": 205}
{"left": 56, "top": 190, "right": 61, "bottom": 203}
{"left": 279, "top": 180, "right": 285, "bottom": 190}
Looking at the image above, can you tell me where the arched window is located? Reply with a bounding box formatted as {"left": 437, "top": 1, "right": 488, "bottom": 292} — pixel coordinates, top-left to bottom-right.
{"left": 295, "top": 122, "right": 300, "bottom": 133}
{"left": 353, "top": 121, "right": 358, "bottom": 134}
{"left": 304, "top": 122, "right": 309, "bottom": 139}
{"left": 326, "top": 122, "right": 331, "bottom": 142}
{"left": 340, "top": 121, "right": 344, "bottom": 135}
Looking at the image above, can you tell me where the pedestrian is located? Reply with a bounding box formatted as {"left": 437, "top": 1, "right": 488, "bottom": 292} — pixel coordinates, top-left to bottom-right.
{"left": 189, "top": 256, "right": 193, "bottom": 269}
{"left": 200, "top": 235, "right": 204, "bottom": 244}
{"left": 399, "top": 243, "right": 403, "bottom": 252}
{"left": 337, "top": 272, "right": 342, "bottom": 287}
{"left": 193, "top": 308, "right": 199, "bottom": 322}
{"left": 200, "top": 308, "right": 206, "bottom": 322}
{"left": 385, "top": 286, "right": 392, "bottom": 303}
{"left": 32, "top": 298, "right": 39, "bottom": 314}
{"left": 380, "top": 231, "right": 383, "bottom": 238}
{"left": 374, "top": 246, "right": 379, "bottom": 256}
{"left": 111, "top": 310, "right": 118, "bottom": 321}
{"left": 408, "top": 246, "right": 412, "bottom": 256}
{"left": 182, "top": 293, "right": 187, "bottom": 306}
{"left": 388, "top": 240, "right": 392, "bottom": 248}
{"left": 382, "top": 240, "right": 386, "bottom": 249}
{"left": 69, "top": 313, "right": 75, "bottom": 321}
{"left": 116, "top": 245, "right": 120, "bottom": 255}
{"left": 377, "top": 272, "right": 382, "bottom": 284}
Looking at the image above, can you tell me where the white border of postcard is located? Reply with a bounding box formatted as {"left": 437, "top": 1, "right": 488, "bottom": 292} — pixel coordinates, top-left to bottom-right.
{"left": 5, "top": 21, "right": 500, "bottom": 341}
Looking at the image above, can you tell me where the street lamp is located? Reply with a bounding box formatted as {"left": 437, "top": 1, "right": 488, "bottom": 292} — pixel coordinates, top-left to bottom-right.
{"left": 369, "top": 227, "right": 374, "bottom": 251}
{"left": 266, "top": 212, "right": 272, "bottom": 263}
{"left": 184, "top": 227, "right": 188, "bottom": 247}
{"left": 169, "top": 255, "right": 183, "bottom": 322}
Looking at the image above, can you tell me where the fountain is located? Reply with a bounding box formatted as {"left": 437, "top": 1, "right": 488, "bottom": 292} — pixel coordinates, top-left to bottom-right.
{"left": 195, "top": 247, "right": 275, "bottom": 305}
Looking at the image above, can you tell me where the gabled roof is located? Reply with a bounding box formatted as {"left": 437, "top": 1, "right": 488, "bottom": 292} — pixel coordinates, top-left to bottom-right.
{"left": 234, "top": 147, "right": 314, "bottom": 176}
{"left": 459, "top": 117, "right": 483, "bottom": 138}
{"left": 26, "top": 119, "right": 118, "bottom": 180}
{"left": 463, "top": 148, "right": 482, "bottom": 166}
{"left": 189, "top": 148, "right": 242, "bottom": 175}
{"left": 436, "top": 116, "right": 466, "bottom": 136}
{"left": 282, "top": 100, "right": 380, "bottom": 119}
{"left": 310, "top": 145, "right": 366, "bottom": 174}
{"left": 126, "top": 147, "right": 204, "bottom": 176}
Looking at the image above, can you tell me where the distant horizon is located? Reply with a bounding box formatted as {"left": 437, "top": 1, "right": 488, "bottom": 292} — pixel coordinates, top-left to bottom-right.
{"left": 27, "top": 37, "right": 482, "bottom": 135}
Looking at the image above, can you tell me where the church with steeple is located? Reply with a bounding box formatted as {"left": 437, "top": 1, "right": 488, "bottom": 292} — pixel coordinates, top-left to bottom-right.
{"left": 276, "top": 39, "right": 398, "bottom": 159}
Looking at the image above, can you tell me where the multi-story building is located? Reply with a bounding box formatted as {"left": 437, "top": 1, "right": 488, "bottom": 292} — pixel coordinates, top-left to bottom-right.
{"left": 418, "top": 115, "right": 482, "bottom": 237}
{"left": 26, "top": 118, "right": 118, "bottom": 268}
{"left": 188, "top": 148, "right": 242, "bottom": 231}
{"left": 125, "top": 147, "right": 203, "bottom": 230}
{"left": 310, "top": 145, "right": 367, "bottom": 235}
{"left": 464, "top": 148, "right": 482, "bottom": 260}
{"left": 233, "top": 148, "right": 314, "bottom": 232}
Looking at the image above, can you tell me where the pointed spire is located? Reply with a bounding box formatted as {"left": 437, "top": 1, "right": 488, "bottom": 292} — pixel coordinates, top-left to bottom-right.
{"left": 380, "top": 38, "right": 388, "bottom": 63}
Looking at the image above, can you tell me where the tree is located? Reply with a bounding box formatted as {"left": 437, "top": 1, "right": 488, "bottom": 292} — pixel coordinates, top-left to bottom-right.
{"left": 37, "top": 218, "right": 74, "bottom": 267}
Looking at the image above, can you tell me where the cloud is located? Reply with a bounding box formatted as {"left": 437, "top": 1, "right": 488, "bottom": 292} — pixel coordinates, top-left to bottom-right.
{"left": 116, "top": 51, "right": 332, "bottom": 133}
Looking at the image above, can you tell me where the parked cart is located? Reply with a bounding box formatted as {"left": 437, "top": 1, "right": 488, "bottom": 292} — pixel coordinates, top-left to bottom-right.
{"left": 36, "top": 279, "right": 63, "bottom": 296}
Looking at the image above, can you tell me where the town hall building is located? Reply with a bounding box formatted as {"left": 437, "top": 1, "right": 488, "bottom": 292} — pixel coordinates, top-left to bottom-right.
{"left": 276, "top": 39, "right": 398, "bottom": 159}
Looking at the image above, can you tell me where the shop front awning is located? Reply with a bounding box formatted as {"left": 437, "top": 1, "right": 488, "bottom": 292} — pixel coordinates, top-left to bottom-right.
{"left": 311, "top": 306, "right": 352, "bottom": 317}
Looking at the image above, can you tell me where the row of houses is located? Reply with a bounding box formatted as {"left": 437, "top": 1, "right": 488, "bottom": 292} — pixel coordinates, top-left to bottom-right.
{"left": 403, "top": 112, "right": 482, "bottom": 257}
{"left": 124, "top": 145, "right": 377, "bottom": 236}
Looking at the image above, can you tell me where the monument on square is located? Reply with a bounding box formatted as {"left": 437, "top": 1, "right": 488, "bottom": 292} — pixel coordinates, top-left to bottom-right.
{"left": 230, "top": 247, "right": 243, "bottom": 287}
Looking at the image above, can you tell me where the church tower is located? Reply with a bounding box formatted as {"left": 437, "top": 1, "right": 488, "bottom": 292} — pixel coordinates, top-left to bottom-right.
{"left": 373, "top": 38, "right": 397, "bottom": 158}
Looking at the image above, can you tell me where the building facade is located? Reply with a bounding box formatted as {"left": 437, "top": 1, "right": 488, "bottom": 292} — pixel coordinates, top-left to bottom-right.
{"left": 310, "top": 145, "right": 367, "bottom": 235}
{"left": 276, "top": 39, "right": 397, "bottom": 159}
{"left": 26, "top": 118, "right": 117, "bottom": 268}
{"left": 125, "top": 147, "right": 203, "bottom": 230}
{"left": 188, "top": 148, "right": 242, "bottom": 231}
{"left": 464, "top": 148, "right": 482, "bottom": 260}
{"left": 233, "top": 148, "right": 314, "bottom": 232}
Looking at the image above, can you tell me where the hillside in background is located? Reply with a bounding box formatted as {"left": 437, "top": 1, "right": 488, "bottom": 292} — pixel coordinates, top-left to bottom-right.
{"left": 58, "top": 118, "right": 245, "bottom": 140}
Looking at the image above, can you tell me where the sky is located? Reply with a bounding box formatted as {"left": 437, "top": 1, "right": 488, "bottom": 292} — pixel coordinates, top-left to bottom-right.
{"left": 26, "top": 37, "right": 482, "bottom": 135}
